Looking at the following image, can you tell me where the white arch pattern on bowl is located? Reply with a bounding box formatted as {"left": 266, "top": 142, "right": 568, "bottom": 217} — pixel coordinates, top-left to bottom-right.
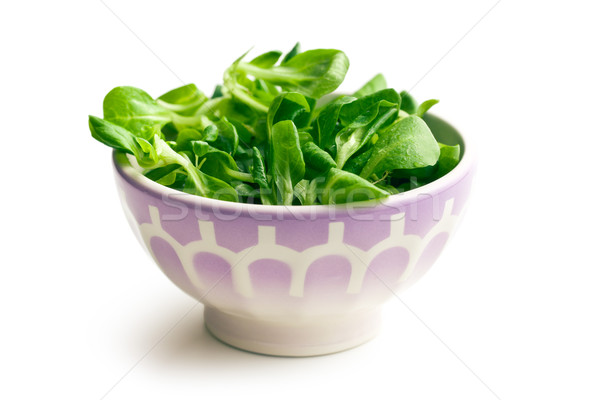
{"left": 120, "top": 191, "right": 462, "bottom": 298}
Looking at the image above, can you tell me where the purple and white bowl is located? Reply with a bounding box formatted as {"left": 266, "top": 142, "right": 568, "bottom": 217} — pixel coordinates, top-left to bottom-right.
{"left": 113, "top": 114, "right": 474, "bottom": 356}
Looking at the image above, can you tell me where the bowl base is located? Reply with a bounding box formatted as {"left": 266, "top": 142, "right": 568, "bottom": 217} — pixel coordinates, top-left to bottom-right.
{"left": 204, "top": 306, "right": 381, "bottom": 357}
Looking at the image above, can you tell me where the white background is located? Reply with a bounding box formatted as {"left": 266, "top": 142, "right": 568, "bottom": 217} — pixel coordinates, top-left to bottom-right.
{"left": 1, "top": 1, "right": 599, "bottom": 399}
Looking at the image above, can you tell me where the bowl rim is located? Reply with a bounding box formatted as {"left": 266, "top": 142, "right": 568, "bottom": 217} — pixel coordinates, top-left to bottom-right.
{"left": 113, "top": 113, "right": 474, "bottom": 216}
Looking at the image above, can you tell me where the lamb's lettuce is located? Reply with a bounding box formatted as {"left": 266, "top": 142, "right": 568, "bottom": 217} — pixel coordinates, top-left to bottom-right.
{"left": 89, "top": 44, "right": 460, "bottom": 205}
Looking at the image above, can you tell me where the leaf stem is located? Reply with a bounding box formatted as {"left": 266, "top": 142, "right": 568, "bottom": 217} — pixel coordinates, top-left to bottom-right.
{"left": 237, "top": 62, "right": 297, "bottom": 82}
{"left": 230, "top": 85, "right": 270, "bottom": 113}
{"left": 227, "top": 169, "right": 255, "bottom": 183}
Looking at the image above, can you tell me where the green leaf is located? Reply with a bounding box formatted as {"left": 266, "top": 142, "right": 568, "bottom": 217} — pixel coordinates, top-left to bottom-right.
{"left": 223, "top": 49, "right": 272, "bottom": 114}
{"left": 251, "top": 147, "right": 276, "bottom": 205}
{"left": 297, "top": 130, "right": 314, "bottom": 146}
{"left": 433, "top": 143, "right": 461, "bottom": 178}
{"left": 392, "top": 143, "right": 460, "bottom": 188}
{"left": 233, "top": 182, "right": 260, "bottom": 199}
{"left": 313, "top": 95, "right": 355, "bottom": 152}
{"left": 293, "top": 179, "right": 321, "bottom": 205}
{"left": 194, "top": 142, "right": 253, "bottom": 183}
{"left": 249, "top": 51, "right": 282, "bottom": 68}
{"left": 321, "top": 168, "right": 389, "bottom": 205}
{"left": 156, "top": 83, "right": 207, "bottom": 116}
{"left": 390, "top": 164, "right": 436, "bottom": 179}
{"left": 88, "top": 115, "right": 157, "bottom": 167}
{"left": 207, "top": 118, "right": 239, "bottom": 155}
{"left": 270, "top": 120, "right": 305, "bottom": 205}
{"left": 360, "top": 115, "right": 440, "bottom": 179}
{"left": 301, "top": 141, "right": 336, "bottom": 178}
{"left": 215, "top": 97, "right": 259, "bottom": 126}
{"left": 338, "top": 89, "right": 400, "bottom": 126}
{"left": 267, "top": 92, "right": 314, "bottom": 133}
{"left": 231, "top": 144, "right": 254, "bottom": 172}
{"left": 335, "top": 100, "right": 398, "bottom": 168}
{"left": 293, "top": 179, "right": 310, "bottom": 205}
{"left": 352, "top": 73, "right": 387, "bottom": 97}
{"left": 343, "top": 147, "right": 374, "bottom": 175}
{"left": 415, "top": 99, "right": 439, "bottom": 117}
{"left": 153, "top": 137, "right": 238, "bottom": 202}
{"left": 160, "top": 123, "right": 179, "bottom": 142}
{"left": 229, "top": 118, "right": 256, "bottom": 146}
{"left": 200, "top": 151, "right": 241, "bottom": 183}
{"left": 305, "top": 178, "right": 320, "bottom": 205}
{"left": 282, "top": 42, "right": 301, "bottom": 63}
{"left": 155, "top": 169, "right": 180, "bottom": 186}
{"left": 175, "top": 128, "right": 204, "bottom": 152}
{"left": 182, "top": 168, "right": 239, "bottom": 202}
{"left": 237, "top": 49, "right": 349, "bottom": 98}
{"left": 168, "top": 96, "right": 228, "bottom": 132}
{"left": 144, "top": 164, "right": 180, "bottom": 183}
{"left": 89, "top": 115, "right": 137, "bottom": 154}
{"left": 103, "top": 86, "right": 171, "bottom": 140}
{"left": 399, "top": 90, "right": 418, "bottom": 114}
{"left": 202, "top": 125, "right": 219, "bottom": 142}
{"left": 191, "top": 140, "right": 213, "bottom": 159}
{"left": 227, "top": 84, "right": 271, "bottom": 114}
{"left": 251, "top": 147, "right": 269, "bottom": 187}
{"left": 376, "top": 183, "right": 400, "bottom": 195}
{"left": 135, "top": 137, "right": 158, "bottom": 162}
{"left": 211, "top": 84, "right": 224, "bottom": 98}
{"left": 256, "top": 79, "right": 281, "bottom": 98}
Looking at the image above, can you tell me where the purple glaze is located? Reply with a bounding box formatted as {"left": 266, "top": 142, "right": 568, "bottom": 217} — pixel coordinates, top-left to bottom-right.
{"left": 365, "top": 247, "right": 410, "bottom": 287}
{"left": 149, "top": 237, "right": 197, "bottom": 297}
{"left": 304, "top": 255, "right": 353, "bottom": 297}
{"left": 248, "top": 259, "right": 292, "bottom": 296}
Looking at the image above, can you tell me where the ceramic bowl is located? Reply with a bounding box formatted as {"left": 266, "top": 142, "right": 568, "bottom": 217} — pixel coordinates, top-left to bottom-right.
{"left": 113, "top": 114, "right": 474, "bottom": 356}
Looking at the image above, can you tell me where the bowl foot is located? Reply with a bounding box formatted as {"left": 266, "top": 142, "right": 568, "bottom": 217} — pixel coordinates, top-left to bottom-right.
{"left": 204, "top": 306, "right": 381, "bottom": 357}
